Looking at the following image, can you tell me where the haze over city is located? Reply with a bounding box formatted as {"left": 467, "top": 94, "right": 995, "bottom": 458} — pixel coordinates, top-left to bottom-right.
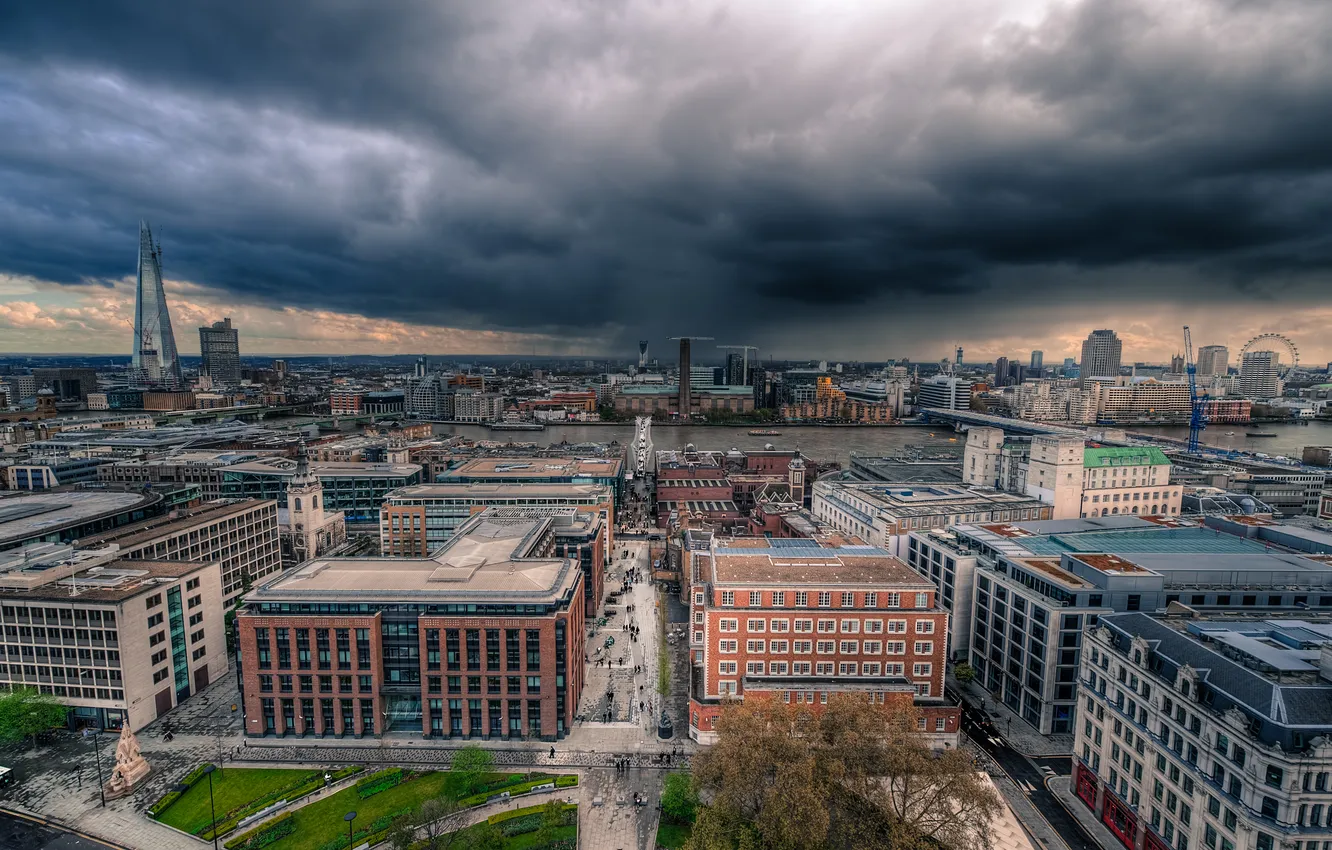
{"left": 3, "top": 0, "right": 1332, "bottom": 360}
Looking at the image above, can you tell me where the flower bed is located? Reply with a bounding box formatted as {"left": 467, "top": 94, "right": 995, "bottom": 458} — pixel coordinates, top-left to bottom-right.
{"left": 355, "top": 767, "right": 405, "bottom": 799}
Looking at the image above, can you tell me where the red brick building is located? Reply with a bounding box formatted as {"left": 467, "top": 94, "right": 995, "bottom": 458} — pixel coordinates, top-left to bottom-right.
{"left": 687, "top": 536, "right": 958, "bottom": 748}
{"left": 237, "top": 510, "right": 585, "bottom": 741}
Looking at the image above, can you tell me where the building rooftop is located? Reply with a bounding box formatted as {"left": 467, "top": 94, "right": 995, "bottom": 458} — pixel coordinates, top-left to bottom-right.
{"left": 446, "top": 456, "right": 623, "bottom": 479}
{"left": 618, "top": 384, "right": 753, "bottom": 395}
{"left": 818, "top": 481, "right": 1049, "bottom": 519}
{"left": 1101, "top": 613, "right": 1332, "bottom": 726}
{"left": 223, "top": 458, "right": 423, "bottom": 477}
{"left": 249, "top": 511, "right": 580, "bottom": 603}
{"left": 962, "top": 519, "right": 1281, "bottom": 558}
{"left": 710, "top": 539, "right": 931, "bottom": 587}
{"left": 76, "top": 499, "right": 275, "bottom": 550}
{"left": 0, "top": 544, "right": 209, "bottom": 603}
{"left": 0, "top": 489, "right": 163, "bottom": 549}
{"left": 1084, "top": 446, "right": 1171, "bottom": 468}
{"left": 383, "top": 482, "right": 613, "bottom": 502}
{"left": 1014, "top": 557, "right": 1092, "bottom": 589}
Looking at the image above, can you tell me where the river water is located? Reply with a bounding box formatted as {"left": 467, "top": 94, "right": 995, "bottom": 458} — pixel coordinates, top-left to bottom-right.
{"left": 435, "top": 420, "right": 1332, "bottom": 466}
{"left": 431, "top": 423, "right": 963, "bottom": 466}
{"left": 1127, "top": 422, "right": 1332, "bottom": 459}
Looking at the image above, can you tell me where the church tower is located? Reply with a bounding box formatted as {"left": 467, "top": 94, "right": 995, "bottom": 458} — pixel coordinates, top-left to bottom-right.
{"left": 287, "top": 442, "right": 325, "bottom": 564}
{"left": 787, "top": 451, "right": 806, "bottom": 506}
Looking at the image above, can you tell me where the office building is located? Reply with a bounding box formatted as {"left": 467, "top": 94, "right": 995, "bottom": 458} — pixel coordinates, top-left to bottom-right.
{"left": 1081, "top": 329, "right": 1124, "bottom": 388}
{"left": 98, "top": 451, "right": 267, "bottom": 500}
{"left": 380, "top": 484, "right": 612, "bottom": 615}
{"left": 236, "top": 510, "right": 587, "bottom": 740}
{"left": 452, "top": 391, "right": 505, "bottom": 422}
{"left": 1002, "top": 381, "right": 1099, "bottom": 424}
{"left": 942, "top": 516, "right": 1332, "bottom": 734}
{"left": 1095, "top": 379, "right": 1193, "bottom": 423}
{"left": 219, "top": 458, "right": 423, "bottom": 523}
{"left": 995, "top": 357, "right": 1011, "bottom": 388}
{"left": 1196, "top": 345, "right": 1229, "bottom": 378}
{"left": 445, "top": 457, "right": 625, "bottom": 506}
{"left": 811, "top": 480, "right": 1052, "bottom": 556}
{"left": 0, "top": 544, "right": 228, "bottom": 732}
{"left": 916, "top": 375, "right": 973, "bottom": 411}
{"left": 1081, "top": 447, "right": 1181, "bottom": 518}
{"left": 0, "top": 489, "right": 168, "bottom": 551}
{"left": 132, "top": 221, "right": 183, "bottom": 388}
{"left": 1074, "top": 614, "right": 1332, "bottom": 850}
{"left": 4, "top": 454, "right": 108, "bottom": 490}
{"left": 725, "top": 353, "right": 747, "bottom": 387}
{"left": 380, "top": 482, "right": 612, "bottom": 555}
{"left": 1240, "top": 351, "right": 1281, "bottom": 399}
{"left": 678, "top": 338, "right": 692, "bottom": 415}
{"left": 76, "top": 499, "right": 282, "bottom": 604}
{"left": 687, "top": 536, "right": 957, "bottom": 747}
{"left": 31, "top": 369, "right": 97, "bottom": 404}
{"left": 1030, "top": 351, "right": 1044, "bottom": 374}
{"left": 405, "top": 374, "right": 455, "bottom": 419}
{"left": 198, "top": 318, "right": 241, "bottom": 384}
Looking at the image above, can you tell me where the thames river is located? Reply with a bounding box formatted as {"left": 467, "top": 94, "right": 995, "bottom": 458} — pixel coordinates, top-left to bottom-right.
{"left": 433, "top": 423, "right": 964, "bottom": 466}
{"left": 434, "top": 420, "right": 1332, "bottom": 465}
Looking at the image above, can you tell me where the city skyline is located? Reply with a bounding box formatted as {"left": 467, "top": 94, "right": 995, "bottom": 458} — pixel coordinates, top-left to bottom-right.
{"left": 3, "top": 1, "right": 1332, "bottom": 361}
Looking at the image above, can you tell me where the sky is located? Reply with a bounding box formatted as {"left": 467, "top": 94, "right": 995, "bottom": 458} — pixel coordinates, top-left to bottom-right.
{"left": 2, "top": 0, "right": 1332, "bottom": 364}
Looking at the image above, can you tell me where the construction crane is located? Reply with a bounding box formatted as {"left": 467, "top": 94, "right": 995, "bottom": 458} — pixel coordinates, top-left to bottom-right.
{"left": 1183, "top": 325, "right": 1208, "bottom": 454}
{"left": 717, "top": 344, "right": 759, "bottom": 384}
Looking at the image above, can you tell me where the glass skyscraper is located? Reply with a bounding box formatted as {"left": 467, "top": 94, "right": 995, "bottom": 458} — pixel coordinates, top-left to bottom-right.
{"left": 132, "top": 221, "right": 182, "bottom": 387}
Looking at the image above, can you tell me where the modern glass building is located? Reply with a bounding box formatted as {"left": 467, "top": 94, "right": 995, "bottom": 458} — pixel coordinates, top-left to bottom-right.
{"left": 133, "top": 221, "right": 183, "bottom": 388}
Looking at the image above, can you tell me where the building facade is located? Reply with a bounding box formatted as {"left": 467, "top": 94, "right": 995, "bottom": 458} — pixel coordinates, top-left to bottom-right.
{"left": 1082, "top": 447, "right": 1182, "bottom": 518}
{"left": 77, "top": 499, "right": 282, "bottom": 605}
{"left": 1240, "top": 352, "right": 1281, "bottom": 399}
{"left": 917, "top": 376, "right": 973, "bottom": 411}
{"left": 237, "top": 511, "right": 586, "bottom": 741}
{"left": 199, "top": 318, "right": 241, "bottom": 384}
{"left": 0, "top": 544, "right": 228, "bottom": 732}
{"left": 687, "top": 537, "right": 957, "bottom": 747}
{"left": 1081, "top": 329, "right": 1124, "bottom": 388}
{"left": 1074, "top": 614, "right": 1332, "bottom": 850}
{"left": 1196, "top": 345, "right": 1229, "bottom": 378}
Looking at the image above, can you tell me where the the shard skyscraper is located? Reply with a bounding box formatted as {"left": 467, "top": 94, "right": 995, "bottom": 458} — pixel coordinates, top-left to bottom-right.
{"left": 132, "top": 221, "right": 182, "bottom": 387}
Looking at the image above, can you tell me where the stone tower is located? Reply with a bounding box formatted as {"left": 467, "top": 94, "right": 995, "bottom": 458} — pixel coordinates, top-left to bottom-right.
{"left": 287, "top": 442, "right": 325, "bottom": 564}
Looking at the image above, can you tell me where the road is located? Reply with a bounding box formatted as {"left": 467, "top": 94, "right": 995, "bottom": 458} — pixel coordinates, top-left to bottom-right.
{"left": 0, "top": 811, "right": 122, "bottom": 850}
{"left": 952, "top": 692, "right": 1099, "bottom": 850}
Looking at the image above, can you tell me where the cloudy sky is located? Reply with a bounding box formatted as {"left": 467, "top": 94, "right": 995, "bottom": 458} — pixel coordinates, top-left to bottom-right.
{"left": 2, "top": 0, "right": 1331, "bottom": 364}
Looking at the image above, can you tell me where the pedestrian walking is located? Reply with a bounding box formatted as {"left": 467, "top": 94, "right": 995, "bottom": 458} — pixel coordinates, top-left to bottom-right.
{"left": 550, "top": 746, "right": 556, "bottom": 760}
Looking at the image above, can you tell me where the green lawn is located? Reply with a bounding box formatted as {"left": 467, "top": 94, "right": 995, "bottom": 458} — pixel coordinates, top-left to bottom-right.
{"left": 158, "top": 768, "right": 322, "bottom": 836}
{"left": 655, "top": 820, "right": 692, "bottom": 849}
{"left": 231, "top": 771, "right": 474, "bottom": 850}
{"left": 450, "top": 820, "right": 576, "bottom": 850}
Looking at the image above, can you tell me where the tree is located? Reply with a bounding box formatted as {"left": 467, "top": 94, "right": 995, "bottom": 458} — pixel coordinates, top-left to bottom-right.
{"left": 0, "top": 688, "right": 68, "bottom": 748}
{"left": 458, "top": 821, "right": 504, "bottom": 850}
{"left": 687, "top": 694, "right": 1001, "bottom": 850}
{"left": 533, "top": 799, "right": 567, "bottom": 848}
{"left": 388, "top": 798, "right": 467, "bottom": 850}
{"left": 450, "top": 745, "right": 494, "bottom": 796}
{"left": 661, "top": 772, "right": 698, "bottom": 825}
{"left": 953, "top": 662, "right": 976, "bottom": 685}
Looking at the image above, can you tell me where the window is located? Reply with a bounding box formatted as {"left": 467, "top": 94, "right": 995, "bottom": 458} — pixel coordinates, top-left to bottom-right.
{"left": 863, "top": 662, "right": 881, "bottom": 675}
{"left": 145, "top": 593, "right": 162, "bottom": 609}
{"left": 795, "top": 591, "right": 808, "bottom": 607}
{"left": 817, "top": 640, "right": 835, "bottom": 654}
{"left": 915, "top": 593, "right": 928, "bottom": 608}
{"left": 817, "top": 619, "right": 836, "bottom": 633}
{"left": 794, "top": 619, "right": 813, "bottom": 633}
{"left": 886, "top": 641, "right": 905, "bottom": 655}
{"left": 719, "top": 640, "right": 738, "bottom": 653}
{"left": 863, "top": 640, "right": 882, "bottom": 654}
{"left": 719, "top": 661, "right": 737, "bottom": 675}
{"left": 1264, "top": 765, "right": 1283, "bottom": 788}
{"left": 818, "top": 592, "right": 831, "bottom": 608}
{"left": 913, "top": 663, "right": 932, "bottom": 677}
{"left": 886, "top": 592, "right": 900, "bottom": 607}
{"left": 721, "top": 591, "right": 735, "bottom": 607}
{"left": 914, "top": 641, "right": 933, "bottom": 654}
{"left": 746, "top": 619, "right": 766, "bottom": 632}
{"left": 865, "top": 619, "right": 883, "bottom": 633}
{"left": 749, "top": 591, "right": 762, "bottom": 606}
{"left": 770, "top": 640, "right": 789, "bottom": 653}
{"left": 746, "top": 640, "right": 766, "bottom": 653}
{"left": 147, "top": 613, "right": 163, "bottom": 628}
{"left": 839, "top": 619, "right": 859, "bottom": 633}
{"left": 839, "top": 640, "right": 859, "bottom": 654}
{"left": 746, "top": 661, "right": 765, "bottom": 675}
{"left": 770, "top": 661, "right": 788, "bottom": 674}
{"left": 719, "top": 619, "right": 738, "bottom": 632}
{"left": 773, "top": 592, "right": 785, "bottom": 606}
{"left": 866, "top": 592, "right": 878, "bottom": 608}
{"left": 888, "top": 619, "right": 907, "bottom": 633}
{"left": 838, "top": 662, "right": 857, "bottom": 675}
{"left": 794, "top": 640, "right": 812, "bottom": 654}
{"left": 770, "top": 619, "right": 789, "bottom": 633}
{"left": 153, "top": 668, "right": 169, "bottom": 683}
{"left": 915, "top": 620, "right": 935, "bottom": 634}
{"left": 841, "top": 592, "right": 855, "bottom": 607}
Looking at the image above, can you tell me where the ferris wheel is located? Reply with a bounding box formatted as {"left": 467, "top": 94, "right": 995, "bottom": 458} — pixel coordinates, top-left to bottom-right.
{"left": 1239, "top": 333, "right": 1299, "bottom": 368}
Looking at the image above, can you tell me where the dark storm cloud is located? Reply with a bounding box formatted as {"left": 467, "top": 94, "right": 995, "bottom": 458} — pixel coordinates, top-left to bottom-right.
{"left": 2, "top": 0, "right": 1332, "bottom": 353}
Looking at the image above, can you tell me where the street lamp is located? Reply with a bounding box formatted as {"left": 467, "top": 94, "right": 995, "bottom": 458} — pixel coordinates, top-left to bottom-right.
{"left": 345, "top": 810, "right": 358, "bottom": 849}
{"left": 84, "top": 728, "right": 105, "bottom": 807}
{"left": 203, "top": 764, "right": 219, "bottom": 850}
